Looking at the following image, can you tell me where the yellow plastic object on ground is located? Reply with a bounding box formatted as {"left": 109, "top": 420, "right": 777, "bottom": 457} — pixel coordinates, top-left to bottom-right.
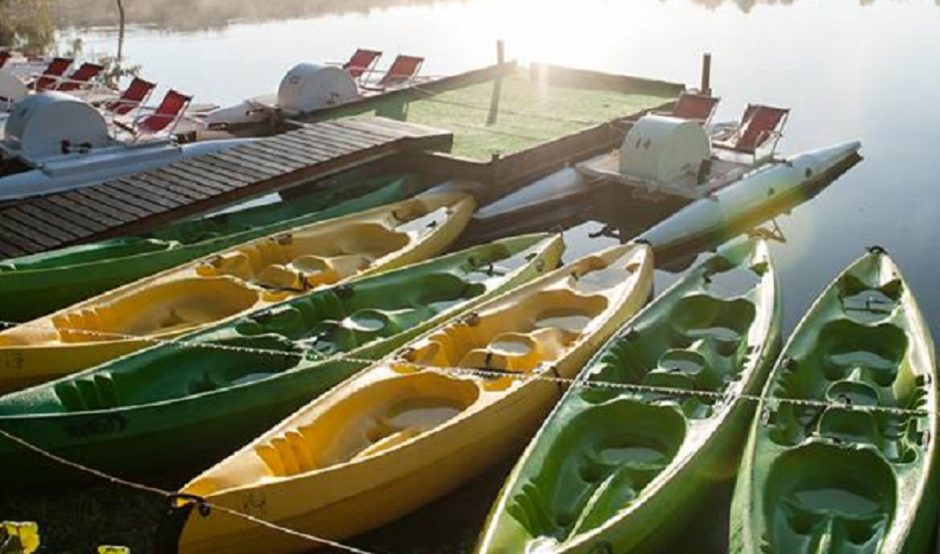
{"left": 165, "top": 242, "right": 653, "bottom": 554}
{"left": 0, "top": 193, "right": 475, "bottom": 393}
{"left": 0, "top": 521, "right": 39, "bottom": 554}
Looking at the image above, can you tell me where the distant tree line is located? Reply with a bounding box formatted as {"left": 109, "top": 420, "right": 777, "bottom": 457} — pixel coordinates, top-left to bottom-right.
{"left": 0, "top": 0, "right": 55, "bottom": 53}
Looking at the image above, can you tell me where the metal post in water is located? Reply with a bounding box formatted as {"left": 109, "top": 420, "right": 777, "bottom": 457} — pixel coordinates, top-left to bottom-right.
{"left": 487, "top": 40, "right": 506, "bottom": 126}
{"left": 116, "top": 0, "right": 126, "bottom": 60}
{"left": 701, "top": 52, "right": 712, "bottom": 96}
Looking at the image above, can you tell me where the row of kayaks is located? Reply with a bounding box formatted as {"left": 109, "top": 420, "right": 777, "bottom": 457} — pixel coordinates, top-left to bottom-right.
{"left": 3, "top": 235, "right": 930, "bottom": 554}
{"left": 161, "top": 240, "right": 935, "bottom": 554}
{"left": 1, "top": 135, "right": 923, "bottom": 553}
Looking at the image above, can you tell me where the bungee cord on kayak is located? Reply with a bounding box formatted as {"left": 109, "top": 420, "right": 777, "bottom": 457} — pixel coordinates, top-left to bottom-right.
{"left": 0, "top": 317, "right": 927, "bottom": 419}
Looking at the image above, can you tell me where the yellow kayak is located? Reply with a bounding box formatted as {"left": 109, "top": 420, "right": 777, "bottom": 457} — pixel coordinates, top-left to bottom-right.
{"left": 0, "top": 192, "right": 475, "bottom": 393}
{"left": 163, "top": 242, "right": 653, "bottom": 554}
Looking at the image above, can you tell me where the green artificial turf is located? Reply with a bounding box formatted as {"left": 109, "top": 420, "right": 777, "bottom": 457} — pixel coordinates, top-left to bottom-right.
{"left": 355, "top": 74, "right": 676, "bottom": 160}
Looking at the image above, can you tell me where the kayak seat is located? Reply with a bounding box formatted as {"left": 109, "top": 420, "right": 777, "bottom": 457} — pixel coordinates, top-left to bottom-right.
{"left": 815, "top": 319, "right": 908, "bottom": 386}
{"left": 463, "top": 328, "right": 578, "bottom": 375}
{"left": 255, "top": 372, "right": 479, "bottom": 475}
{"left": 404, "top": 289, "right": 605, "bottom": 375}
{"left": 816, "top": 406, "right": 881, "bottom": 447}
{"left": 53, "top": 278, "right": 261, "bottom": 342}
{"left": 504, "top": 399, "right": 685, "bottom": 542}
{"left": 292, "top": 222, "right": 410, "bottom": 263}
{"left": 838, "top": 274, "right": 902, "bottom": 324}
{"left": 568, "top": 255, "right": 644, "bottom": 295}
{"left": 669, "top": 295, "right": 756, "bottom": 357}
{"left": 196, "top": 251, "right": 254, "bottom": 280}
{"left": 762, "top": 442, "right": 896, "bottom": 553}
{"left": 54, "top": 373, "right": 120, "bottom": 411}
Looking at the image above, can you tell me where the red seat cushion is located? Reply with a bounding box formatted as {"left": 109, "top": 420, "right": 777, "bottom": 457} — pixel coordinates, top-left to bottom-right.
{"left": 735, "top": 105, "right": 789, "bottom": 153}
{"left": 32, "top": 57, "right": 73, "bottom": 91}
{"left": 57, "top": 63, "right": 104, "bottom": 91}
{"left": 138, "top": 89, "right": 191, "bottom": 134}
{"left": 378, "top": 55, "right": 424, "bottom": 87}
{"left": 107, "top": 77, "right": 157, "bottom": 115}
{"left": 343, "top": 49, "right": 381, "bottom": 79}
{"left": 673, "top": 93, "right": 719, "bottom": 121}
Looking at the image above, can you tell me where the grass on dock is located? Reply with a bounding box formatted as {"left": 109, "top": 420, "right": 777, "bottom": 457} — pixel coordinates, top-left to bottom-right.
{"left": 355, "top": 74, "right": 675, "bottom": 160}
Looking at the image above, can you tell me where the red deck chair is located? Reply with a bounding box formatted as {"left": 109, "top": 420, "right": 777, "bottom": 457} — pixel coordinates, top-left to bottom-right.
{"left": 29, "top": 57, "right": 73, "bottom": 91}
{"left": 0, "top": 51, "right": 11, "bottom": 70}
{"left": 116, "top": 89, "right": 192, "bottom": 141}
{"left": 671, "top": 92, "right": 720, "bottom": 124}
{"left": 343, "top": 49, "right": 382, "bottom": 80}
{"left": 364, "top": 55, "right": 424, "bottom": 90}
{"left": 103, "top": 77, "right": 157, "bottom": 116}
{"left": 715, "top": 104, "right": 790, "bottom": 159}
{"left": 56, "top": 62, "right": 105, "bottom": 91}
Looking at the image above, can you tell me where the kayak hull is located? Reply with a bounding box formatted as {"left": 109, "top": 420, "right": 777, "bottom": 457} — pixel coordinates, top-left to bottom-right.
{"left": 730, "top": 249, "right": 940, "bottom": 554}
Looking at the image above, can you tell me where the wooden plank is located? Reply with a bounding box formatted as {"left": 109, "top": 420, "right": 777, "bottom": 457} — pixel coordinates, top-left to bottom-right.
{"left": 231, "top": 145, "right": 305, "bottom": 172}
{"left": 19, "top": 202, "right": 108, "bottom": 237}
{"left": 0, "top": 216, "right": 61, "bottom": 249}
{"left": 200, "top": 152, "right": 281, "bottom": 179}
{"left": 20, "top": 200, "right": 108, "bottom": 235}
{"left": 175, "top": 158, "right": 259, "bottom": 186}
{"left": 282, "top": 132, "right": 357, "bottom": 158}
{"left": 246, "top": 141, "right": 321, "bottom": 167}
{"left": 307, "top": 122, "right": 388, "bottom": 145}
{"left": 4, "top": 206, "right": 82, "bottom": 243}
{"left": 0, "top": 224, "right": 42, "bottom": 254}
{"left": 0, "top": 240, "right": 25, "bottom": 259}
{"left": 222, "top": 147, "right": 299, "bottom": 173}
{"left": 269, "top": 134, "right": 342, "bottom": 160}
{"left": 291, "top": 124, "right": 374, "bottom": 148}
{"left": 117, "top": 176, "right": 192, "bottom": 206}
{"left": 110, "top": 179, "right": 185, "bottom": 209}
{"left": 42, "top": 195, "right": 124, "bottom": 229}
{"left": 324, "top": 119, "right": 404, "bottom": 141}
{"left": 156, "top": 165, "right": 236, "bottom": 193}
{"left": 72, "top": 188, "right": 153, "bottom": 219}
{"left": 133, "top": 172, "right": 215, "bottom": 200}
{"left": 293, "top": 127, "right": 377, "bottom": 151}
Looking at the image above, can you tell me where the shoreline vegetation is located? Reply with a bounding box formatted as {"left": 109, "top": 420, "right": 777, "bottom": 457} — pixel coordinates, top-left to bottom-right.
{"left": 2, "top": 0, "right": 931, "bottom": 48}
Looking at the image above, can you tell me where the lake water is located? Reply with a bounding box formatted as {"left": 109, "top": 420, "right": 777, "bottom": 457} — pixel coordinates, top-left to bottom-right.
{"left": 53, "top": 0, "right": 940, "bottom": 551}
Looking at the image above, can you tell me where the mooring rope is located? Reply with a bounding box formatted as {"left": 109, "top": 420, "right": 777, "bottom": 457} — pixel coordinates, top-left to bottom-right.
{"left": 0, "top": 423, "right": 380, "bottom": 554}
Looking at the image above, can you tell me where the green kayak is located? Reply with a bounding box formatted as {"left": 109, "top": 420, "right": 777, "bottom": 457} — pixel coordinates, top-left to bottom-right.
{"left": 476, "top": 238, "right": 781, "bottom": 554}
{"left": 0, "top": 174, "right": 419, "bottom": 322}
{"left": 0, "top": 234, "right": 563, "bottom": 484}
{"left": 730, "top": 247, "right": 939, "bottom": 553}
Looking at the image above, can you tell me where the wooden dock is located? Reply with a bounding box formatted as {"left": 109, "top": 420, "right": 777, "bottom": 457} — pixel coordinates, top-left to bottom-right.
{"left": 0, "top": 118, "right": 452, "bottom": 258}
